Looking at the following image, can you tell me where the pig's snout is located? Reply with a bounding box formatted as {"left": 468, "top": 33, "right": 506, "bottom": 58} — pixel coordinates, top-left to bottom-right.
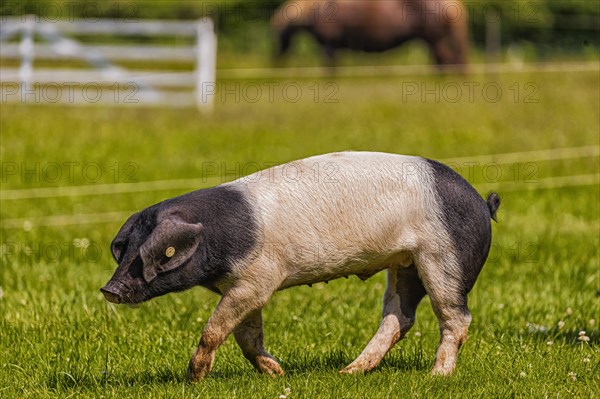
{"left": 100, "top": 280, "right": 129, "bottom": 304}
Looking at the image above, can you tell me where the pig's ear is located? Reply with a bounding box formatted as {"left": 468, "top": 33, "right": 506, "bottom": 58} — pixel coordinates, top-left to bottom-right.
{"left": 111, "top": 212, "right": 139, "bottom": 263}
{"left": 139, "top": 219, "right": 203, "bottom": 283}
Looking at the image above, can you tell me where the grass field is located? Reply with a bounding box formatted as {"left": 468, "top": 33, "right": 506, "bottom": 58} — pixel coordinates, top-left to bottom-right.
{"left": 1, "top": 68, "right": 599, "bottom": 398}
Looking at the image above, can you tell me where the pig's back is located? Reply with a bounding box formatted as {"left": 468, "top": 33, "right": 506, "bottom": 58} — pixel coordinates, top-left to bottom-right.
{"left": 234, "top": 153, "right": 441, "bottom": 273}
{"left": 242, "top": 151, "right": 436, "bottom": 224}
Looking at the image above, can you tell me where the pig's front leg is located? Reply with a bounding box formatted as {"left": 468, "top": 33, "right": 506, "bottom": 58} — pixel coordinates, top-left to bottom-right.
{"left": 187, "top": 281, "right": 277, "bottom": 382}
{"left": 234, "top": 309, "right": 284, "bottom": 376}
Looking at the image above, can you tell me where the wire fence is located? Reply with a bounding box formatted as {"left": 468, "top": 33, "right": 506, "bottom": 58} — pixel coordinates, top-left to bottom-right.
{"left": 2, "top": 146, "right": 598, "bottom": 229}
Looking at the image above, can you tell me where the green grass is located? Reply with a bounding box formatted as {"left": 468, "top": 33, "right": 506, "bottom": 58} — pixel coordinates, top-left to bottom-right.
{"left": 1, "top": 69, "right": 599, "bottom": 398}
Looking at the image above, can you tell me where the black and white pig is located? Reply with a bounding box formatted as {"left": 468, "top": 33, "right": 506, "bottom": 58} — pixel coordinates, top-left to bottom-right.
{"left": 101, "top": 151, "right": 500, "bottom": 381}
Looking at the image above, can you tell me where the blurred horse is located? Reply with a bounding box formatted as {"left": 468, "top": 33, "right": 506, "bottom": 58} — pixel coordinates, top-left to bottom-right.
{"left": 272, "top": 0, "right": 469, "bottom": 72}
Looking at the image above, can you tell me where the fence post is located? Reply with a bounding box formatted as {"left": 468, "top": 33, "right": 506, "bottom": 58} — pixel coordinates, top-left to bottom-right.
{"left": 19, "top": 15, "right": 35, "bottom": 99}
{"left": 486, "top": 10, "right": 501, "bottom": 66}
{"left": 196, "top": 18, "right": 217, "bottom": 113}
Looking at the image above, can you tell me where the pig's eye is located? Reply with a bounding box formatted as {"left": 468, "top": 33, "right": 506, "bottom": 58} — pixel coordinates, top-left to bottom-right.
{"left": 158, "top": 254, "right": 172, "bottom": 266}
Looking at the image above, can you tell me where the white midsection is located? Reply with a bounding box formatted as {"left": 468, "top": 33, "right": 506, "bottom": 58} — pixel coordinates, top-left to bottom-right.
{"left": 231, "top": 152, "right": 446, "bottom": 288}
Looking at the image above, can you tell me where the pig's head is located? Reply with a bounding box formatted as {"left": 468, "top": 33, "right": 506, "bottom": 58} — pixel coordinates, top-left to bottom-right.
{"left": 100, "top": 208, "right": 204, "bottom": 304}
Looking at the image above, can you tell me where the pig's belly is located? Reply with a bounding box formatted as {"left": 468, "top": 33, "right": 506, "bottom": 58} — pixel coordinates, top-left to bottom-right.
{"left": 278, "top": 249, "right": 413, "bottom": 289}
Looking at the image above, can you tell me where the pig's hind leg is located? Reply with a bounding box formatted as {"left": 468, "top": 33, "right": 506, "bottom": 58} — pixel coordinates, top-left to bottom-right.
{"left": 234, "top": 309, "right": 284, "bottom": 376}
{"left": 416, "top": 250, "right": 472, "bottom": 376}
{"left": 340, "top": 266, "right": 426, "bottom": 374}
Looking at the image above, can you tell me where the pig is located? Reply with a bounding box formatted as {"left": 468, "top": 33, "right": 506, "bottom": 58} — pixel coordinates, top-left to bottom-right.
{"left": 101, "top": 151, "right": 500, "bottom": 381}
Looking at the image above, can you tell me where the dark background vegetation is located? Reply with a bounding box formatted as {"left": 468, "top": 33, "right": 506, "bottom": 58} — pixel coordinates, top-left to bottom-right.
{"left": 3, "top": 0, "right": 599, "bottom": 54}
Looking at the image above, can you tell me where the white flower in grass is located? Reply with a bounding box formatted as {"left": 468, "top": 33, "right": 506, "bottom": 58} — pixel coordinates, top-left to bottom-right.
{"left": 577, "top": 330, "right": 590, "bottom": 342}
{"left": 566, "top": 307, "right": 573, "bottom": 316}
{"left": 557, "top": 320, "right": 565, "bottom": 329}
{"left": 567, "top": 371, "right": 577, "bottom": 381}
{"left": 526, "top": 322, "right": 547, "bottom": 333}
{"left": 414, "top": 332, "right": 421, "bottom": 337}
{"left": 583, "top": 357, "right": 591, "bottom": 363}
{"left": 519, "top": 371, "right": 527, "bottom": 378}
{"left": 546, "top": 341, "right": 553, "bottom": 346}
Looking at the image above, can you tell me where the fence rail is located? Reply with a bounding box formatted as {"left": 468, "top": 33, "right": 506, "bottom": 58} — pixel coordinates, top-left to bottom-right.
{"left": 0, "top": 68, "right": 196, "bottom": 87}
{"left": 0, "top": 17, "right": 199, "bottom": 37}
{"left": 0, "top": 43, "right": 197, "bottom": 62}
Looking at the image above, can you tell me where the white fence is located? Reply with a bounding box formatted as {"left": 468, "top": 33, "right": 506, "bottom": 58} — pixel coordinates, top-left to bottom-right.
{"left": 0, "top": 16, "right": 217, "bottom": 112}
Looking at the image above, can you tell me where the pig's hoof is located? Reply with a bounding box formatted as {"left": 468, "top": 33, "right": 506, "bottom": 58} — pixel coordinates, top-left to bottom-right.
{"left": 339, "top": 365, "right": 366, "bottom": 374}
{"left": 257, "top": 356, "right": 284, "bottom": 377}
{"left": 340, "top": 358, "right": 379, "bottom": 374}
{"left": 187, "top": 367, "right": 207, "bottom": 383}
{"left": 186, "top": 365, "right": 203, "bottom": 382}
{"left": 187, "top": 359, "right": 211, "bottom": 382}
{"left": 431, "top": 365, "right": 454, "bottom": 376}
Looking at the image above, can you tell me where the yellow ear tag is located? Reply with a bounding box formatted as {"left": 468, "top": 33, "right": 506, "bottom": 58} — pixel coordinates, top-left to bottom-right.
{"left": 165, "top": 246, "right": 176, "bottom": 258}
